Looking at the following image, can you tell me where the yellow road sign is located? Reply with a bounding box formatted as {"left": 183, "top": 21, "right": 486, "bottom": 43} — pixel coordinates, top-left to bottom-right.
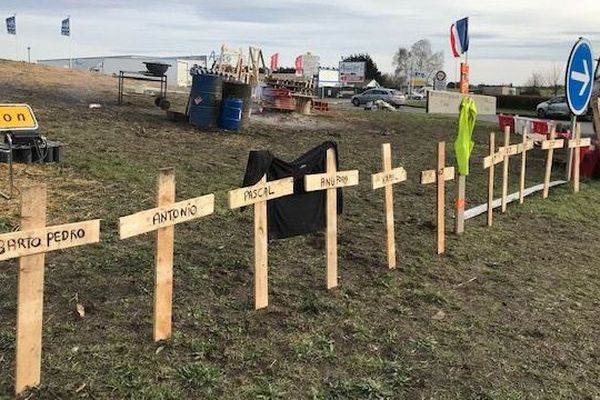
{"left": 0, "top": 104, "right": 38, "bottom": 131}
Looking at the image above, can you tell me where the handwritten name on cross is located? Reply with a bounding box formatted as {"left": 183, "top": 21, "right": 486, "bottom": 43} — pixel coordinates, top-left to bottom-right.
{"left": 0, "top": 185, "right": 100, "bottom": 396}
{"left": 304, "top": 148, "right": 359, "bottom": 289}
{"left": 420, "top": 142, "right": 455, "bottom": 255}
{"left": 228, "top": 176, "right": 294, "bottom": 310}
{"left": 119, "top": 168, "right": 214, "bottom": 341}
{"left": 371, "top": 143, "right": 407, "bottom": 270}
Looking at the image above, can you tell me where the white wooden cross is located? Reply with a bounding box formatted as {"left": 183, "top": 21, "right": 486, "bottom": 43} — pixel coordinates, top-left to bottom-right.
{"left": 420, "top": 141, "right": 455, "bottom": 254}
{"left": 568, "top": 123, "right": 591, "bottom": 193}
{"left": 228, "top": 175, "right": 294, "bottom": 309}
{"left": 371, "top": 143, "right": 407, "bottom": 269}
{"left": 119, "top": 168, "right": 214, "bottom": 341}
{"left": 304, "top": 148, "right": 359, "bottom": 289}
{"left": 0, "top": 184, "right": 101, "bottom": 396}
{"left": 541, "top": 127, "right": 564, "bottom": 199}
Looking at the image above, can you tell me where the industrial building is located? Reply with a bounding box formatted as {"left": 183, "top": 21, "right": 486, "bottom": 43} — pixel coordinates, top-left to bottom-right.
{"left": 38, "top": 55, "right": 208, "bottom": 87}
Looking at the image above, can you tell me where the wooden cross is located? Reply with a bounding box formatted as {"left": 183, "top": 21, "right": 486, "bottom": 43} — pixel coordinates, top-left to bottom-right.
{"left": 119, "top": 168, "right": 214, "bottom": 341}
{"left": 498, "top": 126, "right": 519, "bottom": 213}
{"left": 568, "top": 123, "right": 591, "bottom": 193}
{"left": 420, "top": 141, "right": 455, "bottom": 254}
{"left": 517, "top": 127, "right": 535, "bottom": 204}
{"left": 304, "top": 148, "right": 359, "bottom": 289}
{"left": 0, "top": 184, "right": 101, "bottom": 396}
{"left": 228, "top": 175, "right": 294, "bottom": 309}
{"left": 483, "top": 132, "right": 502, "bottom": 226}
{"left": 541, "top": 127, "right": 564, "bottom": 199}
{"left": 371, "top": 143, "right": 407, "bottom": 270}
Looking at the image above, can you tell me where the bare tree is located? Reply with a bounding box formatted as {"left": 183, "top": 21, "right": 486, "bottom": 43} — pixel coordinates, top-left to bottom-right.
{"left": 525, "top": 72, "right": 546, "bottom": 94}
{"left": 544, "top": 63, "right": 564, "bottom": 95}
{"left": 393, "top": 40, "right": 444, "bottom": 87}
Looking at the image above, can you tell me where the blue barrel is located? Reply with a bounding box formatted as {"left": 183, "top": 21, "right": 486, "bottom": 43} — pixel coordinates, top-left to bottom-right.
{"left": 218, "top": 97, "right": 244, "bottom": 132}
{"left": 189, "top": 74, "right": 222, "bottom": 129}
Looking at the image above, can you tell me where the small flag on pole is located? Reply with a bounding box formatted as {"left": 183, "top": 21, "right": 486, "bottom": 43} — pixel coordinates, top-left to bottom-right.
{"left": 61, "top": 17, "right": 70, "bottom": 36}
{"left": 270, "top": 53, "right": 279, "bottom": 71}
{"left": 6, "top": 15, "right": 16, "bottom": 35}
{"left": 450, "top": 17, "right": 469, "bottom": 58}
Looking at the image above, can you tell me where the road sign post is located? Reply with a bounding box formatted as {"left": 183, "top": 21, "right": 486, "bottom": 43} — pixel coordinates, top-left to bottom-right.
{"left": 565, "top": 38, "right": 594, "bottom": 181}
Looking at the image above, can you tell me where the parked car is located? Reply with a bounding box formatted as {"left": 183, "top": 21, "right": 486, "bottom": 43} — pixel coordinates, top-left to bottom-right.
{"left": 536, "top": 96, "right": 570, "bottom": 119}
{"left": 351, "top": 88, "right": 406, "bottom": 107}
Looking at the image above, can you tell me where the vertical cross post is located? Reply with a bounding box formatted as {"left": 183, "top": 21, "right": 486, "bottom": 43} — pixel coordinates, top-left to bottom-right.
{"left": 15, "top": 185, "right": 47, "bottom": 395}
{"left": 499, "top": 126, "right": 518, "bottom": 213}
{"left": 154, "top": 168, "right": 175, "bottom": 342}
{"left": 518, "top": 127, "right": 534, "bottom": 204}
{"left": 371, "top": 143, "right": 407, "bottom": 269}
{"left": 420, "top": 142, "right": 455, "bottom": 254}
{"left": 454, "top": 176, "right": 466, "bottom": 235}
{"left": 228, "top": 176, "right": 294, "bottom": 309}
{"left": 304, "top": 148, "right": 359, "bottom": 288}
{"left": 483, "top": 133, "right": 501, "bottom": 227}
{"left": 120, "top": 168, "right": 215, "bottom": 337}
{"left": 542, "top": 127, "right": 564, "bottom": 199}
{"left": 568, "top": 123, "right": 591, "bottom": 193}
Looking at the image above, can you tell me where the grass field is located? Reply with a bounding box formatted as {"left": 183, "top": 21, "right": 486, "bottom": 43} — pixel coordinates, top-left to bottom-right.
{"left": 1, "top": 61, "right": 600, "bottom": 399}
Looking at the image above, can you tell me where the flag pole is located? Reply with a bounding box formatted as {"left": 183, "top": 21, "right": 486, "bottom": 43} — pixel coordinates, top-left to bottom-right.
{"left": 68, "top": 15, "right": 72, "bottom": 69}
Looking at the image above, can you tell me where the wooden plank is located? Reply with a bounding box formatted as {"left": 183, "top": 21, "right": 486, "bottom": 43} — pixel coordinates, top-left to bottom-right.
{"left": 543, "top": 129, "right": 557, "bottom": 199}
{"left": 454, "top": 175, "right": 466, "bottom": 235}
{"left": 486, "top": 133, "right": 495, "bottom": 227}
{"left": 483, "top": 151, "right": 505, "bottom": 169}
{"left": 519, "top": 128, "right": 531, "bottom": 204}
{"left": 593, "top": 98, "right": 600, "bottom": 145}
{"left": 0, "top": 220, "right": 101, "bottom": 261}
{"left": 371, "top": 167, "right": 407, "bottom": 190}
{"left": 420, "top": 167, "right": 455, "bottom": 185}
{"left": 326, "top": 148, "right": 338, "bottom": 289}
{"left": 436, "top": 142, "right": 445, "bottom": 255}
{"left": 304, "top": 170, "right": 359, "bottom": 192}
{"left": 382, "top": 144, "right": 396, "bottom": 269}
{"left": 465, "top": 181, "right": 568, "bottom": 220}
{"left": 567, "top": 137, "right": 591, "bottom": 148}
{"left": 119, "top": 195, "right": 215, "bottom": 239}
{"left": 254, "top": 176, "right": 269, "bottom": 309}
{"left": 501, "top": 127, "right": 510, "bottom": 213}
{"left": 541, "top": 138, "right": 565, "bottom": 150}
{"left": 499, "top": 144, "right": 519, "bottom": 156}
{"left": 15, "top": 185, "right": 47, "bottom": 395}
{"left": 154, "top": 168, "right": 175, "bottom": 342}
{"left": 228, "top": 177, "right": 294, "bottom": 209}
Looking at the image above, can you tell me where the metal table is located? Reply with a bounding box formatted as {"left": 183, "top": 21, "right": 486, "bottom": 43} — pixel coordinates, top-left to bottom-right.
{"left": 117, "top": 71, "right": 168, "bottom": 105}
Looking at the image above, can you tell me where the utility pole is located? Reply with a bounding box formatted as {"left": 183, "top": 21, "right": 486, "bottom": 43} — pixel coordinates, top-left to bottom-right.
{"left": 27, "top": 46, "right": 31, "bottom": 63}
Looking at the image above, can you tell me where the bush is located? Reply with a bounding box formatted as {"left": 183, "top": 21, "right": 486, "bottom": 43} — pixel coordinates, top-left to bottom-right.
{"left": 496, "top": 95, "right": 547, "bottom": 111}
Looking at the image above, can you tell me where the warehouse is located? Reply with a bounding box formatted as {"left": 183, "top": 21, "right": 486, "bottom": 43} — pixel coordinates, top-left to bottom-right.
{"left": 38, "top": 54, "right": 208, "bottom": 87}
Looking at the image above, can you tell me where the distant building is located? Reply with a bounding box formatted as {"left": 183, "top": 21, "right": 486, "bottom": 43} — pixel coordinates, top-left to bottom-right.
{"left": 37, "top": 55, "right": 208, "bottom": 87}
{"left": 481, "top": 86, "right": 518, "bottom": 96}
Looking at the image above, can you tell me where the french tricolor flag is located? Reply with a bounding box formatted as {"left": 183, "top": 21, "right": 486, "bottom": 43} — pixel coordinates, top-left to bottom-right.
{"left": 450, "top": 17, "right": 469, "bottom": 58}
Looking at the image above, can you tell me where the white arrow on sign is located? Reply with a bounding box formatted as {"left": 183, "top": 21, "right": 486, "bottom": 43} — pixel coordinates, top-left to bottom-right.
{"left": 571, "top": 59, "right": 590, "bottom": 96}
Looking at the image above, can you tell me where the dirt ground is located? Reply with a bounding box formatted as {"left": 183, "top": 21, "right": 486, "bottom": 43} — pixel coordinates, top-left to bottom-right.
{"left": 1, "top": 60, "right": 600, "bottom": 399}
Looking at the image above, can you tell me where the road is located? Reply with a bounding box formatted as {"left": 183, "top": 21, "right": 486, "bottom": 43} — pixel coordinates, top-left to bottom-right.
{"left": 327, "top": 99, "right": 596, "bottom": 137}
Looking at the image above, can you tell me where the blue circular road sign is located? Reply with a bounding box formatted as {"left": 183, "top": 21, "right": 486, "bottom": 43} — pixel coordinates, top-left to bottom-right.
{"left": 565, "top": 38, "right": 594, "bottom": 116}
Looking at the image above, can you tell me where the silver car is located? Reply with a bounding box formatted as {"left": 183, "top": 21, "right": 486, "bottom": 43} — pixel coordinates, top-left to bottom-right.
{"left": 351, "top": 88, "right": 406, "bottom": 107}
{"left": 536, "top": 96, "right": 570, "bottom": 119}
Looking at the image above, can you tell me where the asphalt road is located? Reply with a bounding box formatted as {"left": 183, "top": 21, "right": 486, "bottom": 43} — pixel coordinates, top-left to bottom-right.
{"left": 327, "top": 99, "right": 596, "bottom": 137}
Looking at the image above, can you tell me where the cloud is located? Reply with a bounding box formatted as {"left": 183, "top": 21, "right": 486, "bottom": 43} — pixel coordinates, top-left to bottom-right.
{"left": 0, "top": 0, "right": 599, "bottom": 85}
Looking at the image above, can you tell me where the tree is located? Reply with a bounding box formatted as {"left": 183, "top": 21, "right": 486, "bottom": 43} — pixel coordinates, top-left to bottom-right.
{"left": 523, "top": 72, "right": 545, "bottom": 95}
{"left": 543, "top": 63, "right": 564, "bottom": 95}
{"left": 392, "top": 39, "right": 444, "bottom": 86}
{"left": 342, "top": 53, "right": 382, "bottom": 83}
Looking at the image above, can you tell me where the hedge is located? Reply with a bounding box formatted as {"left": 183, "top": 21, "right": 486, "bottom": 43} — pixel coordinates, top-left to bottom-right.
{"left": 495, "top": 95, "right": 547, "bottom": 110}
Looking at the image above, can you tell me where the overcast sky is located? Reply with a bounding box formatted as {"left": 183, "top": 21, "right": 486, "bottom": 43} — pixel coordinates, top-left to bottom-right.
{"left": 1, "top": 0, "right": 599, "bottom": 85}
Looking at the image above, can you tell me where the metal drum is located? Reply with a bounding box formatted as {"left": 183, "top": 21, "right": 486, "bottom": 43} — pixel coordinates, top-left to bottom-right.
{"left": 189, "top": 74, "right": 222, "bottom": 129}
{"left": 222, "top": 81, "right": 252, "bottom": 128}
{"left": 218, "top": 98, "right": 243, "bottom": 132}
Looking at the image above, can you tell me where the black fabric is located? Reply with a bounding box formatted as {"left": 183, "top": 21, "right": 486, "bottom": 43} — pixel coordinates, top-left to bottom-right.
{"left": 242, "top": 141, "right": 343, "bottom": 240}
